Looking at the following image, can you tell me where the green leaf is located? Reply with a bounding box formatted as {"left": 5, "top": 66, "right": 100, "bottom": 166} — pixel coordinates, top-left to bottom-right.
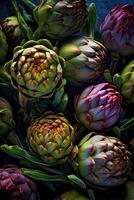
{"left": 21, "top": 168, "right": 68, "bottom": 182}
{"left": 120, "top": 118, "right": 134, "bottom": 132}
{"left": 67, "top": 174, "right": 87, "bottom": 189}
{"left": 11, "top": 0, "right": 34, "bottom": 40}
{"left": 0, "top": 144, "right": 63, "bottom": 175}
{"left": 22, "top": 0, "right": 36, "bottom": 12}
{"left": 84, "top": 3, "right": 97, "bottom": 39}
{"left": 78, "top": 132, "right": 94, "bottom": 147}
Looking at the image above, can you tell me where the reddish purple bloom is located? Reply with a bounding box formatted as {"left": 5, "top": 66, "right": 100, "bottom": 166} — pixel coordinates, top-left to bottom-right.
{"left": 100, "top": 4, "right": 134, "bottom": 56}
{"left": 0, "top": 165, "right": 39, "bottom": 200}
{"left": 75, "top": 83, "right": 122, "bottom": 130}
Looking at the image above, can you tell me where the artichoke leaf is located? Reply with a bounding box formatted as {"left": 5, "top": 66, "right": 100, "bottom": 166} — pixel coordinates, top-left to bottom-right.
{"left": 0, "top": 144, "right": 63, "bottom": 174}
{"left": 67, "top": 174, "right": 87, "bottom": 189}
{"left": 21, "top": 168, "right": 68, "bottom": 183}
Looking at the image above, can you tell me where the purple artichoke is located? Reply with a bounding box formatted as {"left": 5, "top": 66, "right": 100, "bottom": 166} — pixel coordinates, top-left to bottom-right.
{"left": 0, "top": 165, "right": 39, "bottom": 200}
{"left": 100, "top": 4, "right": 134, "bottom": 56}
{"left": 74, "top": 134, "right": 131, "bottom": 187}
{"left": 75, "top": 83, "right": 122, "bottom": 130}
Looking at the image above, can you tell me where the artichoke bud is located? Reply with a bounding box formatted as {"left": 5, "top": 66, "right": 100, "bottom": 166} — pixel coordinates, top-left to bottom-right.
{"left": 33, "top": 0, "right": 88, "bottom": 39}
{"left": 75, "top": 83, "right": 122, "bottom": 130}
{"left": 0, "top": 97, "right": 15, "bottom": 136}
{"left": 26, "top": 112, "right": 75, "bottom": 165}
{"left": 0, "top": 26, "right": 8, "bottom": 63}
{"left": 74, "top": 133, "right": 131, "bottom": 188}
{"left": 0, "top": 165, "right": 39, "bottom": 200}
{"left": 119, "top": 60, "right": 134, "bottom": 104}
{"left": 7, "top": 39, "right": 64, "bottom": 98}
{"left": 59, "top": 37, "right": 109, "bottom": 87}
{"left": 100, "top": 4, "right": 134, "bottom": 56}
{"left": 1, "top": 16, "right": 23, "bottom": 47}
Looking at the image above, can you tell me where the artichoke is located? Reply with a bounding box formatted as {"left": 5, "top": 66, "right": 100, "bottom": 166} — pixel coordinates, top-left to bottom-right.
{"left": 100, "top": 4, "right": 134, "bottom": 56}
{"left": 75, "top": 83, "right": 122, "bottom": 130}
{"left": 27, "top": 112, "right": 75, "bottom": 165}
{"left": 59, "top": 36, "right": 109, "bottom": 87}
{"left": 74, "top": 133, "right": 131, "bottom": 187}
{"left": 0, "top": 165, "right": 39, "bottom": 200}
{"left": 54, "top": 189, "right": 89, "bottom": 200}
{"left": 0, "top": 97, "right": 14, "bottom": 136}
{"left": 34, "top": 0, "right": 88, "bottom": 39}
{"left": 0, "top": 26, "right": 8, "bottom": 63}
{"left": 1, "top": 16, "right": 23, "bottom": 47}
{"left": 116, "top": 60, "right": 134, "bottom": 104}
{"left": 4, "top": 39, "right": 64, "bottom": 98}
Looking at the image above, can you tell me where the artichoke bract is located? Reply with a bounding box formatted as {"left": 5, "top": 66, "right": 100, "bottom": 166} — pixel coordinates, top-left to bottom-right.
{"left": 1, "top": 16, "right": 23, "bottom": 47}
{"left": 5, "top": 39, "right": 64, "bottom": 98}
{"left": 75, "top": 134, "right": 131, "bottom": 187}
{"left": 0, "top": 165, "right": 39, "bottom": 200}
{"left": 59, "top": 37, "right": 109, "bottom": 87}
{"left": 34, "top": 0, "right": 88, "bottom": 39}
{"left": 27, "top": 112, "right": 75, "bottom": 165}
{"left": 100, "top": 4, "right": 134, "bottom": 56}
{"left": 0, "top": 97, "right": 14, "bottom": 136}
{"left": 119, "top": 60, "right": 134, "bottom": 104}
{"left": 75, "top": 83, "right": 122, "bottom": 130}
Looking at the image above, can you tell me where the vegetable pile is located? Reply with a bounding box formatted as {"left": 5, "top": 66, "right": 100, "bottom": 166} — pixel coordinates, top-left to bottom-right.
{"left": 0, "top": 1, "right": 134, "bottom": 199}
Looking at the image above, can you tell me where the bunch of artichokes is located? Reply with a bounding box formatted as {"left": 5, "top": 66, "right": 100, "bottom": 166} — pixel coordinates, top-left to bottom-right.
{"left": 0, "top": 1, "right": 134, "bottom": 200}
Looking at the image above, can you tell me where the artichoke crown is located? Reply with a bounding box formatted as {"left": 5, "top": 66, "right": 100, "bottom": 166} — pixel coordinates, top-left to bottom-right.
{"left": 27, "top": 112, "right": 75, "bottom": 164}
{"left": 74, "top": 133, "right": 131, "bottom": 187}
{"left": 5, "top": 39, "right": 64, "bottom": 98}
{"left": 59, "top": 36, "right": 108, "bottom": 86}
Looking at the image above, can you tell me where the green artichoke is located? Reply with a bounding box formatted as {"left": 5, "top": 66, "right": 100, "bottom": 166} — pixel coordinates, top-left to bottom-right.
{"left": 4, "top": 39, "right": 64, "bottom": 98}
{"left": 27, "top": 112, "right": 75, "bottom": 165}
{"left": 74, "top": 133, "right": 131, "bottom": 188}
{"left": 115, "top": 60, "right": 134, "bottom": 104}
{"left": 0, "top": 26, "right": 8, "bottom": 63}
{"left": 54, "top": 189, "right": 89, "bottom": 200}
{"left": 1, "top": 16, "right": 23, "bottom": 47}
{"left": 34, "top": 0, "right": 88, "bottom": 39}
{"left": 0, "top": 97, "right": 14, "bottom": 136}
{"left": 59, "top": 37, "right": 108, "bottom": 87}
